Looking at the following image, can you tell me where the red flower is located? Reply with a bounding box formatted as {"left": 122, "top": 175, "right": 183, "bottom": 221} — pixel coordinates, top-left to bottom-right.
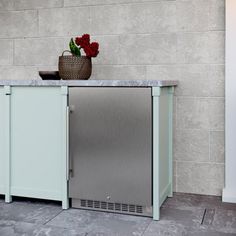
{"left": 90, "top": 42, "right": 99, "bottom": 52}
{"left": 82, "top": 34, "right": 90, "bottom": 45}
{"left": 75, "top": 34, "right": 90, "bottom": 48}
{"left": 83, "top": 42, "right": 99, "bottom": 58}
{"left": 74, "top": 34, "right": 99, "bottom": 58}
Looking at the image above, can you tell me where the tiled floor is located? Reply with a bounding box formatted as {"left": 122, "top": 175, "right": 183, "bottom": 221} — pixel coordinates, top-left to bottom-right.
{"left": 0, "top": 193, "right": 236, "bottom": 236}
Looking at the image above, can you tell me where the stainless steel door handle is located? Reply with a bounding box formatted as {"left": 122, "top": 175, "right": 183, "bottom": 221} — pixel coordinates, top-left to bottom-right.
{"left": 68, "top": 105, "right": 73, "bottom": 178}
{"left": 66, "top": 106, "right": 70, "bottom": 181}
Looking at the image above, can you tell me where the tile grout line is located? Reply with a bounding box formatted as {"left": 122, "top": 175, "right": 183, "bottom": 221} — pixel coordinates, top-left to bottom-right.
{"left": 42, "top": 209, "right": 64, "bottom": 226}
{"left": 0, "top": 31, "right": 226, "bottom": 41}
{"left": 141, "top": 220, "right": 153, "bottom": 236}
{"left": 201, "top": 208, "right": 207, "bottom": 225}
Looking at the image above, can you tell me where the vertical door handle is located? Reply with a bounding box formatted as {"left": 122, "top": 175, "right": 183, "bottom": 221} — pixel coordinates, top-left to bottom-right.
{"left": 66, "top": 106, "right": 70, "bottom": 180}
{"left": 68, "top": 105, "right": 74, "bottom": 178}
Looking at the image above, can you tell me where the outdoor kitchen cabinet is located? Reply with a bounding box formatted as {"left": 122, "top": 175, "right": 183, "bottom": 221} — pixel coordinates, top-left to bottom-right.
{"left": 0, "top": 80, "right": 177, "bottom": 220}
{"left": 0, "top": 86, "right": 68, "bottom": 209}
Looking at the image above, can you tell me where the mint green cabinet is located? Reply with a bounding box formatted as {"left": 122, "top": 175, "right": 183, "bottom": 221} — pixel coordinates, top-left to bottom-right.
{"left": 1, "top": 86, "right": 68, "bottom": 209}
{"left": 152, "top": 87, "right": 174, "bottom": 220}
{"left": 0, "top": 87, "right": 4, "bottom": 195}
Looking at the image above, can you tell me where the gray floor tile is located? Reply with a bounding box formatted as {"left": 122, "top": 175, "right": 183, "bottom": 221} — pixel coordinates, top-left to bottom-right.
{"left": 0, "top": 200, "right": 62, "bottom": 224}
{"left": 187, "top": 226, "right": 236, "bottom": 236}
{"left": 47, "top": 209, "right": 152, "bottom": 236}
{"left": 0, "top": 220, "right": 85, "bottom": 236}
{"left": 163, "top": 193, "right": 236, "bottom": 211}
{"left": 143, "top": 220, "right": 189, "bottom": 236}
{"left": 210, "top": 208, "right": 236, "bottom": 234}
{"left": 202, "top": 209, "right": 215, "bottom": 225}
{"left": 0, "top": 220, "right": 35, "bottom": 236}
{"left": 144, "top": 222, "right": 236, "bottom": 236}
{"left": 160, "top": 206, "right": 205, "bottom": 227}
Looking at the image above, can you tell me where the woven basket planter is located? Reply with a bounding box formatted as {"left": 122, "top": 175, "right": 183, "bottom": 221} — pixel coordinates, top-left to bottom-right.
{"left": 58, "top": 51, "right": 92, "bottom": 80}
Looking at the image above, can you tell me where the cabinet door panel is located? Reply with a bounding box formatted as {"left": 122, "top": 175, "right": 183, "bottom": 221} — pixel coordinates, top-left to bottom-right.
{"left": 0, "top": 87, "right": 4, "bottom": 194}
{"left": 10, "top": 87, "right": 63, "bottom": 200}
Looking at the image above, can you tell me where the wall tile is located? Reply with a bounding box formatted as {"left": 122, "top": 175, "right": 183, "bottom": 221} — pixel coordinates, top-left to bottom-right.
{"left": 174, "top": 129, "right": 209, "bottom": 162}
{"left": 91, "top": 4, "right": 145, "bottom": 34}
{"left": 177, "top": 162, "right": 224, "bottom": 196}
{"left": 0, "top": 66, "right": 37, "bottom": 80}
{"left": 90, "top": 2, "right": 176, "bottom": 35}
{"left": 91, "top": 35, "right": 120, "bottom": 65}
{"left": 14, "top": 0, "right": 63, "bottom": 10}
{"left": 177, "top": 32, "right": 225, "bottom": 64}
{"left": 39, "top": 7, "right": 91, "bottom": 37}
{"left": 210, "top": 131, "right": 225, "bottom": 163}
{"left": 176, "top": 0, "right": 225, "bottom": 32}
{"left": 146, "top": 65, "right": 177, "bottom": 81}
{"left": 0, "top": 10, "right": 38, "bottom": 38}
{"left": 173, "top": 160, "right": 177, "bottom": 177}
{"left": 39, "top": 8, "right": 64, "bottom": 36}
{"left": 209, "top": 98, "right": 225, "bottom": 131}
{"left": 119, "top": 34, "right": 176, "bottom": 65}
{"left": 176, "top": 0, "right": 209, "bottom": 32}
{"left": 145, "top": 2, "right": 176, "bottom": 33}
{"left": 177, "top": 97, "right": 209, "bottom": 130}
{"left": 177, "top": 97, "right": 224, "bottom": 130}
{"left": 91, "top": 65, "right": 146, "bottom": 80}
{"left": 177, "top": 33, "right": 209, "bottom": 64}
{"left": 63, "top": 7, "right": 91, "bottom": 36}
{"left": 176, "top": 65, "right": 208, "bottom": 97}
{"left": 209, "top": 0, "right": 225, "bottom": 31}
{"left": 14, "top": 38, "right": 64, "bottom": 66}
{"left": 208, "top": 31, "right": 225, "bottom": 64}
{"left": 172, "top": 65, "right": 225, "bottom": 97}
{"left": 0, "top": 0, "right": 14, "bottom": 10}
{"left": 0, "top": 40, "right": 13, "bottom": 65}
{"left": 208, "top": 65, "right": 225, "bottom": 97}
{"left": 173, "top": 174, "right": 177, "bottom": 192}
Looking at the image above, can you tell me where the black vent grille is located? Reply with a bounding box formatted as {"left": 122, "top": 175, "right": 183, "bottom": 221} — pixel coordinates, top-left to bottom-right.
{"left": 80, "top": 199, "right": 143, "bottom": 214}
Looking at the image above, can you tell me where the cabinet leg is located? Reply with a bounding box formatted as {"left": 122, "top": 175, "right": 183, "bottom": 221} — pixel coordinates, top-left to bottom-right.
{"left": 168, "top": 183, "right": 173, "bottom": 198}
{"left": 153, "top": 207, "right": 160, "bottom": 221}
{"left": 62, "top": 199, "right": 69, "bottom": 210}
{"left": 5, "top": 195, "right": 12, "bottom": 203}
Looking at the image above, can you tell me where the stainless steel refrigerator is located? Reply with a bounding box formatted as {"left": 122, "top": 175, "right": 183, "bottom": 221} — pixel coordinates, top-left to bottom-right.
{"left": 69, "top": 87, "right": 152, "bottom": 216}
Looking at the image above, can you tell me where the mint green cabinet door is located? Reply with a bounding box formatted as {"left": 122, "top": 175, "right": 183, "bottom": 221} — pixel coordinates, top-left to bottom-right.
{"left": 9, "top": 87, "right": 68, "bottom": 206}
{"left": 0, "top": 87, "right": 4, "bottom": 194}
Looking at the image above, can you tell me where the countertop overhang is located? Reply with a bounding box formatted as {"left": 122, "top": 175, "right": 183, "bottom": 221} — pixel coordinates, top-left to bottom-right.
{"left": 0, "top": 80, "right": 178, "bottom": 87}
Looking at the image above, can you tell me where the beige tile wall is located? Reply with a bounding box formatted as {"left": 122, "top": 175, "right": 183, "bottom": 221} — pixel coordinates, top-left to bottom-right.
{"left": 0, "top": 0, "right": 225, "bottom": 196}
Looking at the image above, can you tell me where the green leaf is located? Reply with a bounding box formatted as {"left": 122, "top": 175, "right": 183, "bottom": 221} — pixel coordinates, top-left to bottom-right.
{"left": 69, "top": 38, "right": 81, "bottom": 57}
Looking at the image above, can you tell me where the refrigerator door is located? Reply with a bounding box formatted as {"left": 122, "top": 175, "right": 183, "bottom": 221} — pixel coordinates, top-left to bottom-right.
{"left": 69, "top": 87, "right": 152, "bottom": 207}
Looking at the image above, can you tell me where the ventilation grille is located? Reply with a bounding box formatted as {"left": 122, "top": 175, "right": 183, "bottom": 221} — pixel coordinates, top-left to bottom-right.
{"left": 80, "top": 199, "right": 143, "bottom": 214}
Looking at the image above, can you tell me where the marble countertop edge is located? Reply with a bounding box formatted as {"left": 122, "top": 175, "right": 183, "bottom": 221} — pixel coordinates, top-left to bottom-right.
{"left": 0, "top": 79, "right": 178, "bottom": 87}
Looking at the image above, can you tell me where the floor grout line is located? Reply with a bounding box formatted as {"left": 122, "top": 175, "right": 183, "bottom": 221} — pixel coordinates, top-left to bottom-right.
{"left": 201, "top": 208, "right": 207, "bottom": 225}
{"left": 42, "top": 209, "right": 64, "bottom": 226}
{"left": 141, "top": 219, "right": 153, "bottom": 236}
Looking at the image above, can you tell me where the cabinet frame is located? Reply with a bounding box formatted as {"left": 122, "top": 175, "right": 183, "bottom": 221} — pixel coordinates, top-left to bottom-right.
{"left": 0, "top": 85, "right": 69, "bottom": 209}
{"left": 0, "top": 85, "right": 174, "bottom": 218}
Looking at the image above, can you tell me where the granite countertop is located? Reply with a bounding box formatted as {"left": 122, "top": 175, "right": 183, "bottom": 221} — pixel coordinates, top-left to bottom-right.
{"left": 0, "top": 80, "right": 178, "bottom": 87}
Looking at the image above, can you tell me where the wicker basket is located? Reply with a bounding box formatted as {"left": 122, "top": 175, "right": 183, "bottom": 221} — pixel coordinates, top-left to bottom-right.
{"left": 58, "top": 51, "right": 92, "bottom": 80}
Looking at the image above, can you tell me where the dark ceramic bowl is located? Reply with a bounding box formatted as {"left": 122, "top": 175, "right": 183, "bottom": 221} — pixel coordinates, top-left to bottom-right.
{"left": 39, "top": 71, "right": 61, "bottom": 80}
